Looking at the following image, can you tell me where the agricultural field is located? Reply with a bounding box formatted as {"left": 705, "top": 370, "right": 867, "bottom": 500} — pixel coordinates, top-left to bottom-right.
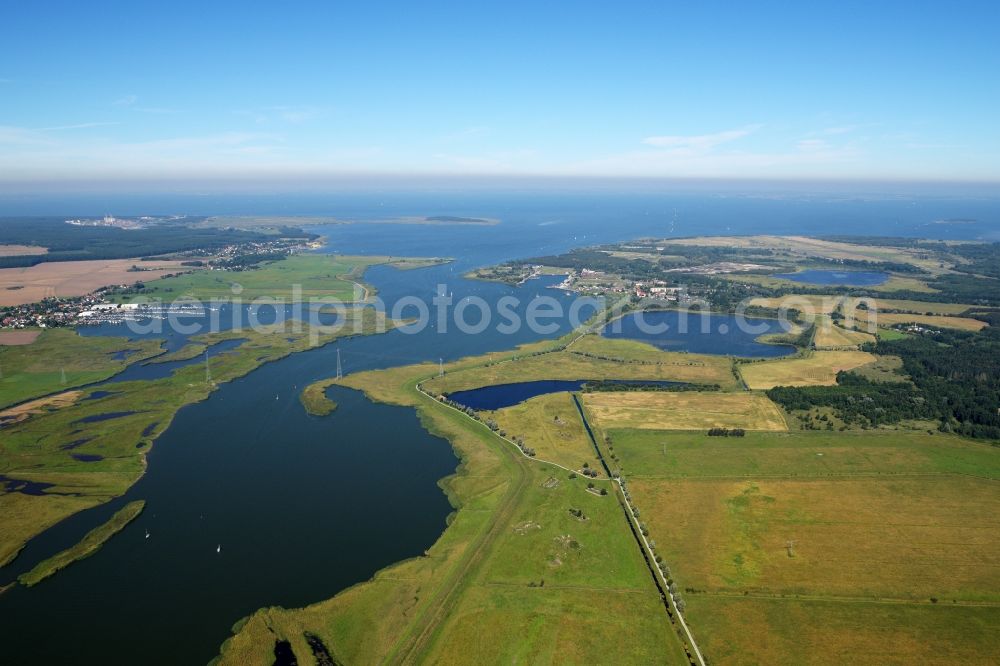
{"left": 608, "top": 428, "right": 1000, "bottom": 664}
{"left": 487, "top": 392, "right": 601, "bottom": 474}
{"left": 113, "top": 254, "right": 446, "bottom": 303}
{"left": 871, "top": 312, "right": 987, "bottom": 332}
{"left": 583, "top": 391, "right": 788, "bottom": 431}
{"left": 739, "top": 350, "right": 876, "bottom": 389}
{"left": 812, "top": 316, "right": 875, "bottom": 348}
{"left": 0, "top": 257, "right": 194, "bottom": 306}
{"left": 749, "top": 294, "right": 844, "bottom": 316}
{"left": 0, "top": 328, "right": 162, "bottom": 409}
{"left": 0, "top": 330, "right": 41, "bottom": 345}
{"left": 0, "top": 244, "right": 48, "bottom": 257}
{"left": 849, "top": 297, "right": 977, "bottom": 316}
{"left": 670, "top": 235, "right": 949, "bottom": 272}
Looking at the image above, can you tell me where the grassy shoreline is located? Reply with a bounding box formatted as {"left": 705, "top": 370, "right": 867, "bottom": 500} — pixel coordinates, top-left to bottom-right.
{"left": 18, "top": 500, "right": 145, "bottom": 587}
{"left": 299, "top": 379, "right": 338, "bottom": 416}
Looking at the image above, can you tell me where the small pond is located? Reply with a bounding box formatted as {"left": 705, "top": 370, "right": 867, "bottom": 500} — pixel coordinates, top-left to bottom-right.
{"left": 446, "top": 378, "right": 686, "bottom": 410}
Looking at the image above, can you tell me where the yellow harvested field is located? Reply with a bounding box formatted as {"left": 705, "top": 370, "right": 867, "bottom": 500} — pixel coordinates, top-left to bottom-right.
{"left": 0, "top": 244, "right": 48, "bottom": 257}
{"left": 850, "top": 298, "right": 975, "bottom": 316}
{"left": 813, "top": 317, "right": 875, "bottom": 348}
{"left": 583, "top": 391, "right": 787, "bottom": 431}
{"left": 749, "top": 295, "right": 845, "bottom": 316}
{"left": 0, "top": 259, "right": 195, "bottom": 306}
{"left": 874, "top": 312, "right": 987, "bottom": 332}
{"left": 740, "top": 350, "right": 875, "bottom": 389}
{"left": 0, "top": 330, "right": 41, "bottom": 346}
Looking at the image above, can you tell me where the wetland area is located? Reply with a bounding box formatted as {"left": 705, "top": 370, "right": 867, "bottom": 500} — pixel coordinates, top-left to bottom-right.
{"left": 2, "top": 193, "right": 998, "bottom": 665}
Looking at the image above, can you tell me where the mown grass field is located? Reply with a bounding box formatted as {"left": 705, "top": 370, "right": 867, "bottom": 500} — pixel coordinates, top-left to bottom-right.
{"left": 584, "top": 391, "right": 788, "bottom": 431}
{"left": 739, "top": 350, "right": 876, "bottom": 389}
{"left": 0, "top": 328, "right": 162, "bottom": 409}
{"left": 609, "top": 428, "right": 1000, "bottom": 664}
{"left": 114, "top": 254, "right": 444, "bottom": 303}
{"left": 487, "top": 392, "right": 601, "bottom": 474}
{"left": 216, "top": 352, "right": 693, "bottom": 665}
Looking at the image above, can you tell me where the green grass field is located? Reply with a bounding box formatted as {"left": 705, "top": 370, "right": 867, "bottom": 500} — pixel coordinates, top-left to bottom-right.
{"left": 487, "top": 392, "right": 602, "bottom": 474}
{"left": 608, "top": 428, "right": 1000, "bottom": 664}
{"left": 114, "top": 254, "right": 445, "bottom": 303}
{"left": 423, "top": 334, "right": 739, "bottom": 395}
{"left": 0, "top": 328, "right": 162, "bottom": 409}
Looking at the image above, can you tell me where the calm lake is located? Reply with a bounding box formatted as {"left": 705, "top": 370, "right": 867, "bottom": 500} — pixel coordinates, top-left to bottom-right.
{"left": 603, "top": 310, "right": 795, "bottom": 358}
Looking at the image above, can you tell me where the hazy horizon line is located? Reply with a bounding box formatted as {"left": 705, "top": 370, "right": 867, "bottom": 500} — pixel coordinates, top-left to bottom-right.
{"left": 1, "top": 173, "right": 999, "bottom": 197}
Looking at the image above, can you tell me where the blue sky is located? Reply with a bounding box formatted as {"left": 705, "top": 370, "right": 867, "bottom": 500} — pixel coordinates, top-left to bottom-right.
{"left": 2, "top": 1, "right": 999, "bottom": 184}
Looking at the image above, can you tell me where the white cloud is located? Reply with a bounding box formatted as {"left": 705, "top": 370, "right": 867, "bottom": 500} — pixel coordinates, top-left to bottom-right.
{"left": 796, "top": 138, "right": 829, "bottom": 152}
{"left": 113, "top": 94, "right": 137, "bottom": 107}
{"left": 642, "top": 125, "right": 761, "bottom": 151}
{"left": 235, "top": 106, "right": 323, "bottom": 124}
{"left": 819, "top": 125, "right": 856, "bottom": 135}
{"left": 36, "top": 122, "right": 119, "bottom": 131}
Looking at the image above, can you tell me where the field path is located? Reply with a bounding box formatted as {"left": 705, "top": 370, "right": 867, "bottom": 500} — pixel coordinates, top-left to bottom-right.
{"left": 384, "top": 382, "right": 531, "bottom": 664}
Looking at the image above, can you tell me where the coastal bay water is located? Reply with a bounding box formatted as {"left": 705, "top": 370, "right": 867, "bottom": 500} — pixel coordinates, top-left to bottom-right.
{"left": 1, "top": 193, "right": 996, "bottom": 665}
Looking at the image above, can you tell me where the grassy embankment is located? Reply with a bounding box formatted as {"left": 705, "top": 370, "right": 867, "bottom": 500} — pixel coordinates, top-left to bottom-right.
{"left": 425, "top": 334, "right": 740, "bottom": 394}
{"left": 0, "top": 328, "right": 162, "bottom": 409}
{"left": 0, "top": 310, "right": 394, "bottom": 567}
{"left": 113, "top": 254, "right": 447, "bottom": 303}
{"left": 600, "top": 428, "right": 1000, "bottom": 664}
{"left": 216, "top": 333, "right": 704, "bottom": 665}
{"left": 17, "top": 500, "right": 145, "bottom": 587}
